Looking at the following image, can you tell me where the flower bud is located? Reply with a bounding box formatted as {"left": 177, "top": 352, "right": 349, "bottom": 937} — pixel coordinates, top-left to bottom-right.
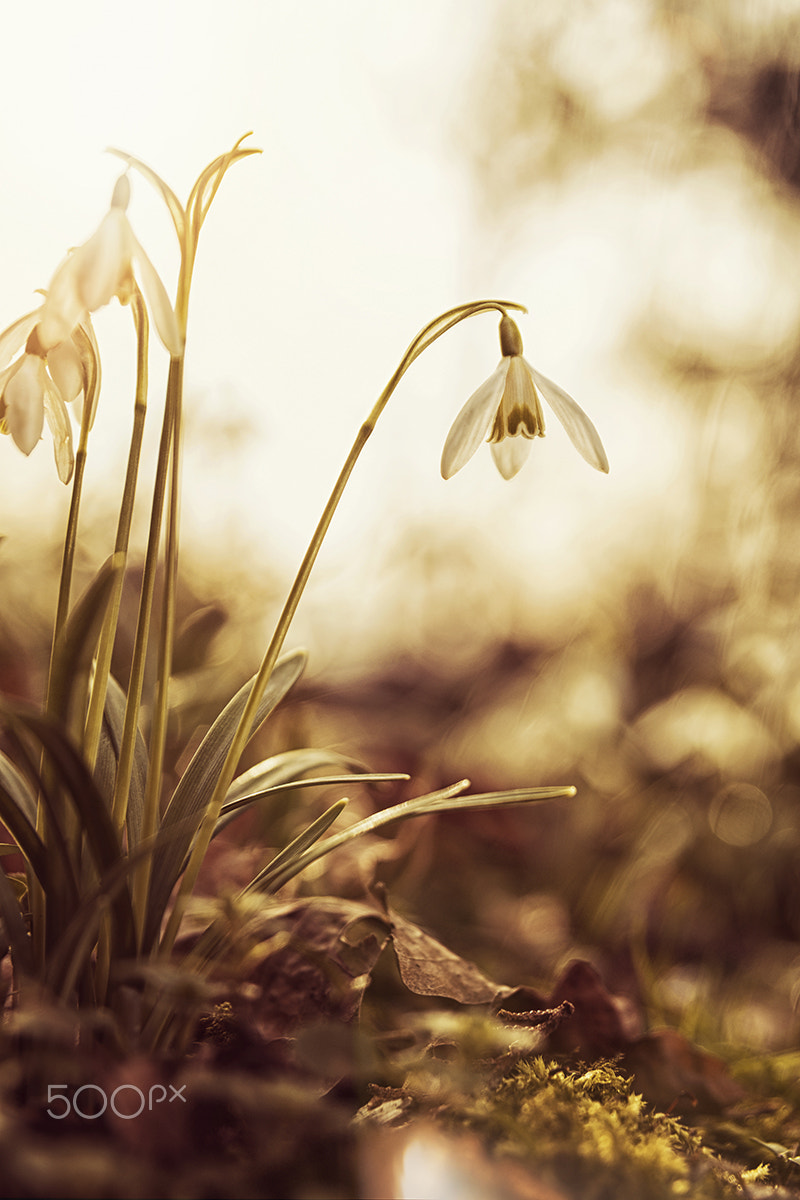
{"left": 499, "top": 314, "right": 524, "bottom": 358}
{"left": 24, "top": 326, "right": 47, "bottom": 358}
{"left": 111, "top": 174, "right": 131, "bottom": 211}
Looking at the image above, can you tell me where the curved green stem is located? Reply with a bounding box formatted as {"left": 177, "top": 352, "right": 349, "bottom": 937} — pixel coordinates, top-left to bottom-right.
{"left": 111, "top": 357, "right": 180, "bottom": 837}
{"left": 88, "top": 295, "right": 149, "bottom": 1005}
{"left": 110, "top": 140, "right": 254, "bottom": 949}
{"left": 144, "top": 359, "right": 183, "bottom": 830}
{"left": 132, "top": 354, "right": 184, "bottom": 938}
{"left": 130, "top": 240, "right": 192, "bottom": 943}
{"left": 84, "top": 292, "right": 150, "bottom": 777}
{"left": 34, "top": 388, "right": 94, "bottom": 967}
{"left": 159, "top": 298, "right": 525, "bottom": 954}
{"left": 48, "top": 417, "right": 92, "bottom": 703}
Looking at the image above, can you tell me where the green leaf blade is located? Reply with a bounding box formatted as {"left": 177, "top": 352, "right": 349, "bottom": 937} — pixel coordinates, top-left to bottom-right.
{"left": 143, "top": 649, "right": 307, "bottom": 949}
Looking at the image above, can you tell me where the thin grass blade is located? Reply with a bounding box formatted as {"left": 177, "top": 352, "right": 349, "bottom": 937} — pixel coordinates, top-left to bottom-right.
{"left": 222, "top": 748, "right": 371, "bottom": 810}
{"left": 107, "top": 148, "right": 186, "bottom": 246}
{"left": 251, "top": 797, "right": 348, "bottom": 879}
{"left": 14, "top": 710, "right": 135, "bottom": 958}
{"left": 48, "top": 556, "right": 123, "bottom": 739}
{"left": 0, "top": 718, "right": 77, "bottom": 909}
{"left": 143, "top": 649, "right": 306, "bottom": 949}
{"left": 0, "top": 775, "right": 48, "bottom": 888}
{"left": 190, "top": 798, "right": 348, "bottom": 968}
{"left": 0, "top": 861, "right": 33, "bottom": 977}
{"left": 187, "top": 136, "right": 259, "bottom": 233}
{"left": 251, "top": 782, "right": 576, "bottom": 894}
{"left": 45, "top": 836, "right": 159, "bottom": 1001}
{"left": 94, "top": 675, "right": 147, "bottom": 845}
{"left": 220, "top": 769, "right": 408, "bottom": 820}
{"left": 0, "top": 749, "right": 37, "bottom": 826}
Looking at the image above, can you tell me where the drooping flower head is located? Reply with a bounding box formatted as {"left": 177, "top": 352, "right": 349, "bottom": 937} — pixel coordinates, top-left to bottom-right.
{"left": 0, "top": 307, "right": 101, "bottom": 483}
{"left": 38, "top": 175, "right": 182, "bottom": 357}
{"left": 441, "top": 314, "right": 609, "bottom": 480}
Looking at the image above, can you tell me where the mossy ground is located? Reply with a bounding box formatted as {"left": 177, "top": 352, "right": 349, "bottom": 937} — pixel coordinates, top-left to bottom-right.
{"left": 360, "top": 1030, "right": 800, "bottom": 1200}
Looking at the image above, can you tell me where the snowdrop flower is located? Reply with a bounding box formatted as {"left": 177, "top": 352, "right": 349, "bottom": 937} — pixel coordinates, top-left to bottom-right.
{"left": 441, "top": 314, "right": 609, "bottom": 480}
{"left": 38, "top": 175, "right": 182, "bottom": 357}
{"left": 0, "top": 309, "right": 100, "bottom": 483}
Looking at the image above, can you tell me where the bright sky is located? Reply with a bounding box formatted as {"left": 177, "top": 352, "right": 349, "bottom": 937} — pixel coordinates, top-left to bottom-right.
{"left": 0, "top": 0, "right": 785, "bottom": 663}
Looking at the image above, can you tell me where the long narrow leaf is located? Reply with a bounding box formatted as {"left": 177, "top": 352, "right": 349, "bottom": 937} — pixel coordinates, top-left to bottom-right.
{"left": 250, "top": 782, "right": 577, "bottom": 895}
{"left": 189, "top": 798, "right": 349, "bottom": 969}
{"left": 0, "top": 721, "right": 79, "bottom": 922}
{"left": 143, "top": 649, "right": 307, "bottom": 949}
{"left": 0, "top": 750, "right": 37, "bottom": 826}
{"left": 222, "top": 748, "right": 370, "bottom": 809}
{"left": 183, "top": 771, "right": 404, "bottom": 880}
{"left": 94, "top": 675, "right": 148, "bottom": 844}
{"left": 0, "top": 862, "right": 33, "bottom": 978}
{"left": 253, "top": 798, "right": 348, "bottom": 879}
{"left": 187, "top": 136, "right": 258, "bottom": 234}
{"left": 0, "top": 748, "right": 49, "bottom": 896}
{"left": 248, "top": 778, "right": 468, "bottom": 894}
{"left": 220, "top": 769, "right": 407, "bottom": 825}
{"left": 0, "top": 777, "right": 48, "bottom": 888}
{"left": 45, "top": 835, "right": 162, "bottom": 1001}
{"left": 11, "top": 710, "right": 135, "bottom": 959}
{"left": 107, "top": 148, "right": 186, "bottom": 246}
{"left": 48, "top": 556, "right": 122, "bottom": 738}
{"left": 214, "top": 749, "right": 404, "bottom": 841}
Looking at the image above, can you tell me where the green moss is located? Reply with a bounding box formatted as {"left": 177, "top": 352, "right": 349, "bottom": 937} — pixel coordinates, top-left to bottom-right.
{"left": 697, "top": 1050, "right": 800, "bottom": 1189}
{"left": 400, "top": 1052, "right": 754, "bottom": 1200}
{"left": 729, "top": 1048, "right": 800, "bottom": 1107}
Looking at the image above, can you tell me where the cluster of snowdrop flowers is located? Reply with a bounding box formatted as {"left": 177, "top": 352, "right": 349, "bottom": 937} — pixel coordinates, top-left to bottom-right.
{"left": 441, "top": 313, "right": 609, "bottom": 480}
{"left": 0, "top": 313, "right": 96, "bottom": 484}
{"left": 0, "top": 174, "right": 180, "bottom": 483}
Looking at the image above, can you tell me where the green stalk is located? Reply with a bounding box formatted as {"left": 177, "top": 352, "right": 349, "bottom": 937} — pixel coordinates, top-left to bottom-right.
{"left": 111, "top": 358, "right": 180, "bottom": 843}
{"left": 32, "top": 396, "right": 94, "bottom": 966}
{"left": 142, "top": 359, "right": 183, "bottom": 825}
{"left": 88, "top": 295, "right": 148, "bottom": 1004}
{"left": 159, "top": 298, "right": 525, "bottom": 954}
{"left": 31, "top": 319, "right": 100, "bottom": 965}
{"left": 49, "top": 419, "right": 91, "bottom": 664}
{"left": 83, "top": 292, "right": 150, "bottom": 778}
{"left": 131, "top": 355, "right": 184, "bottom": 936}
{"left": 129, "top": 238, "right": 193, "bottom": 944}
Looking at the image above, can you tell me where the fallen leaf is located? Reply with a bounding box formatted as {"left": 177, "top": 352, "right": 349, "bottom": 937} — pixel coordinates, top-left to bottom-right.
{"left": 623, "top": 1028, "right": 745, "bottom": 1114}
{"left": 389, "top": 913, "right": 500, "bottom": 1005}
{"left": 527, "top": 959, "right": 744, "bottom": 1115}
{"left": 238, "top": 898, "right": 392, "bottom": 1037}
{"left": 544, "top": 960, "right": 643, "bottom": 1058}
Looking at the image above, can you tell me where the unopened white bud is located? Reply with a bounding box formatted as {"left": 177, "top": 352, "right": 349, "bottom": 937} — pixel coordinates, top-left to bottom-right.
{"left": 111, "top": 174, "right": 131, "bottom": 211}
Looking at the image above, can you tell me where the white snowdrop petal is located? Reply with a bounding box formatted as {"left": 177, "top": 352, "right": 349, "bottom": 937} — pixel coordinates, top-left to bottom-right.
{"left": 441, "top": 359, "right": 509, "bottom": 479}
{"left": 529, "top": 362, "right": 609, "bottom": 473}
{"left": 111, "top": 174, "right": 131, "bottom": 211}
{"left": 4, "top": 356, "right": 44, "bottom": 454}
{"left": 132, "top": 234, "right": 182, "bottom": 356}
{"left": 75, "top": 209, "right": 132, "bottom": 312}
{"left": 39, "top": 255, "right": 87, "bottom": 350}
{"left": 72, "top": 317, "right": 102, "bottom": 431}
{"left": 0, "top": 309, "right": 39, "bottom": 369}
{"left": 47, "top": 339, "right": 83, "bottom": 404}
{"left": 503, "top": 355, "right": 538, "bottom": 416}
{"left": 42, "top": 372, "right": 74, "bottom": 484}
{"left": 490, "top": 435, "right": 531, "bottom": 480}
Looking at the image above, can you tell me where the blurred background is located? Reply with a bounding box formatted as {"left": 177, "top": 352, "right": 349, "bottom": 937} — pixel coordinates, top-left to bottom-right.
{"left": 2, "top": 0, "right": 800, "bottom": 1053}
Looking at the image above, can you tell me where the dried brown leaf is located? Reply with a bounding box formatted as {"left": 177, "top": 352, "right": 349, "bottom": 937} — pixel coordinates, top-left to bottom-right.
{"left": 531, "top": 959, "right": 744, "bottom": 1115}
{"left": 388, "top": 913, "right": 499, "bottom": 1005}
{"left": 623, "top": 1028, "right": 745, "bottom": 1115}
{"left": 243, "top": 898, "right": 391, "bottom": 1037}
